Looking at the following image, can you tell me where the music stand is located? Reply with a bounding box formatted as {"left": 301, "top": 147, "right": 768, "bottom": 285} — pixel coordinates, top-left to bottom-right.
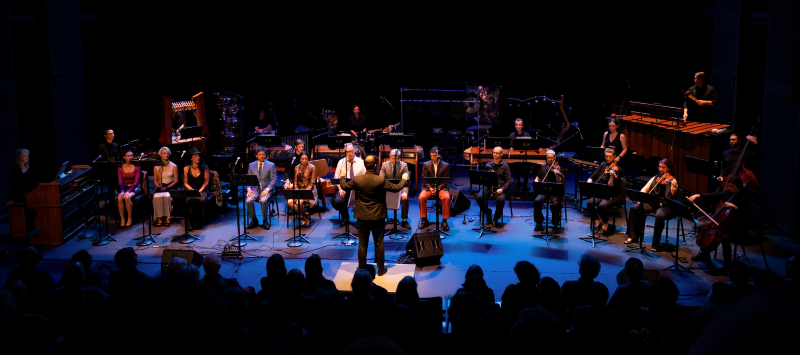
{"left": 385, "top": 179, "right": 408, "bottom": 239}
{"left": 531, "top": 181, "right": 564, "bottom": 245}
{"left": 623, "top": 188, "right": 659, "bottom": 257}
{"left": 387, "top": 134, "right": 414, "bottom": 164}
{"left": 169, "top": 189, "right": 202, "bottom": 244}
{"left": 328, "top": 136, "right": 350, "bottom": 160}
{"left": 661, "top": 198, "right": 693, "bottom": 273}
{"left": 330, "top": 177, "right": 358, "bottom": 245}
{"left": 282, "top": 189, "right": 315, "bottom": 247}
{"left": 230, "top": 174, "right": 260, "bottom": 247}
{"left": 584, "top": 146, "right": 606, "bottom": 162}
{"left": 468, "top": 170, "right": 498, "bottom": 238}
{"left": 90, "top": 161, "right": 117, "bottom": 246}
{"left": 131, "top": 160, "right": 165, "bottom": 246}
{"left": 421, "top": 176, "right": 451, "bottom": 238}
{"left": 577, "top": 181, "right": 615, "bottom": 247}
{"left": 512, "top": 137, "right": 539, "bottom": 162}
{"left": 684, "top": 155, "right": 714, "bottom": 194}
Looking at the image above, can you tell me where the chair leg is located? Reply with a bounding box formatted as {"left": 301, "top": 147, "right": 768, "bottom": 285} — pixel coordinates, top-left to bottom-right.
{"left": 733, "top": 244, "right": 738, "bottom": 260}
{"left": 760, "top": 242, "right": 769, "bottom": 269}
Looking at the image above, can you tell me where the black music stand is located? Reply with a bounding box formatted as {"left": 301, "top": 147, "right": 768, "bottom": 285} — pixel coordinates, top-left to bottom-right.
{"left": 131, "top": 160, "right": 165, "bottom": 246}
{"left": 328, "top": 136, "right": 350, "bottom": 160}
{"left": 387, "top": 134, "right": 415, "bottom": 164}
{"left": 422, "top": 176, "right": 451, "bottom": 238}
{"left": 385, "top": 179, "right": 408, "bottom": 239}
{"left": 623, "top": 189, "right": 659, "bottom": 257}
{"left": 468, "top": 170, "right": 498, "bottom": 238}
{"left": 283, "top": 189, "right": 314, "bottom": 247}
{"left": 584, "top": 146, "right": 606, "bottom": 162}
{"left": 230, "top": 174, "right": 260, "bottom": 247}
{"left": 661, "top": 198, "right": 694, "bottom": 273}
{"left": 578, "top": 181, "right": 615, "bottom": 247}
{"left": 531, "top": 182, "right": 564, "bottom": 245}
{"left": 684, "top": 155, "right": 714, "bottom": 194}
{"left": 180, "top": 126, "right": 204, "bottom": 147}
{"left": 331, "top": 177, "right": 358, "bottom": 246}
{"left": 90, "top": 161, "right": 117, "bottom": 246}
{"left": 169, "top": 190, "right": 202, "bottom": 244}
{"left": 511, "top": 137, "right": 539, "bottom": 162}
{"left": 248, "top": 134, "right": 281, "bottom": 147}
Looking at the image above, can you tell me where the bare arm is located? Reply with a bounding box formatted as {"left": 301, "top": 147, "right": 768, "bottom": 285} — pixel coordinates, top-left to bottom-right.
{"left": 617, "top": 134, "right": 628, "bottom": 160}
{"left": 199, "top": 168, "right": 210, "bottom": 193}
{"left": 184, "top": 167, "right": 192, "bottom": 190}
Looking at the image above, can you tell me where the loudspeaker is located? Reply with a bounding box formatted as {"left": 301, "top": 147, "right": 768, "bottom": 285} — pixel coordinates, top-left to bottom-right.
{"left": 448, "top": 187, "right": 471, "bottom": 215}
{"left": 405, "top": 231, "right": 444, "bottom": 266}
{"left": 160, "top": 249, "right": 204, "bottom": 273}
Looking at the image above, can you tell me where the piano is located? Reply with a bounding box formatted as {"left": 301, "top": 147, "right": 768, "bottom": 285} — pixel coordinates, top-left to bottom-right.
{"left": 9, "top": 165, "right": 97, "bottom": 245}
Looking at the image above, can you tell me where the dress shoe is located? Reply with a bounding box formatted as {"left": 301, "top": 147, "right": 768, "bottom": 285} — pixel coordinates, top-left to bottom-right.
{"left": 441, "top": 220, "right": 450, "bottom": 232}
{"left": 378, "top": 266, "right": 388, "bottom": 277}
{"left": 247, "top": 220, "right": 259, "bottom": 229}
{"left": 262, "top": 223, "right": 270, "bottom": 230}
{"left": 552, "top": 226, "right": 561, "bottom": 233}
{"left": 418, "top": 219, "right": 430, "bottom": 229}
{"left": 400, "top": 220, "right": 411, "bottom": 229}
{"left": 534, "top": 224, "right": 544, "bottom": 231}
{"left": 493, "top": 220, "right": 503, "bottom": 228}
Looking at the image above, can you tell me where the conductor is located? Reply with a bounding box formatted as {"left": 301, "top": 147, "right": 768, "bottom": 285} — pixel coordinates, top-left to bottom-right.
{"left": 340, "top": 155, "right": 409, "bottom": 276}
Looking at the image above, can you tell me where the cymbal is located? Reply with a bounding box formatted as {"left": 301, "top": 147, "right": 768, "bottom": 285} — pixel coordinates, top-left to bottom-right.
{"left": 467, "top": 125, "right": 491, "bottom": 130}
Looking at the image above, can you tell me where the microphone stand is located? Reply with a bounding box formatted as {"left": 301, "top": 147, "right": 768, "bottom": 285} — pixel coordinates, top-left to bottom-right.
{"left": 619, "top": 81, "right": 631, "bottom": 116}
{"left": 270, "top": 103, "right": 279, "bottom": 127}
{"left": 293, "top": 100, "right": 318, "bottom": 121}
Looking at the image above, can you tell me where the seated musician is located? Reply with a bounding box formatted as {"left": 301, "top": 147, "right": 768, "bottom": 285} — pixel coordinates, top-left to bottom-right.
{"left": 418, "top": 146, "right": 451, "bottom": 232}
{"left": 349, "top": 105, "right": 367, "bottom": 137}
{"left": 285, "top": 152, "right": 317, "bottom": 227}
{"left": 172, "top": 111, "right": 184, "bottom": 141}
{"left": 379, "top": 149, "right": 411, "bottom": 229}
{"left": 98, "top": 128, "right": 118, "bottom": 162}
{"left": 688, "top": 177, "right": 750, "bottom": 273}
{"left": 476, "top": 146, "right": 511, "bottom": 227}
{"left": 509, "top": 118, "right": 532, "bottom": 190}
{"left": 153, "top": 147, "right": 179, "bottom": 226}
{"left": 183, "top": 148, "right": 210, "bottom": 231}
{"left": 585, "top": 148, "right": 624, "bottom": 234}
{"left": 717, "top": 133, "right": 761, "bottom": 191}
{"left": 625, "top": 158, "right": 678, "bottom": 251}
{"left": 246, "top": 147, "right": 277, "bottom": 229}
{"left": 284, "top": 139, "right": 305, "bottom": 185}
{"left": 117, "top": 151, "right": 142, "bottom": 228}
{"left": 254, "top": 108, "right": 273, "bottom": 134}
{"left": 533, "top": 150, "right": 565, "bottom": 232}
{"left": 331, "top": 143, "right": 366, "bottom": 225}
{"left": 601, "top": 118, "right": 628, "bottom": 163}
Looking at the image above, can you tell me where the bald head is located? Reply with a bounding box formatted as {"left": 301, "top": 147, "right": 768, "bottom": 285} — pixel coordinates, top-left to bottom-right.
{"left": 364, "top": 155, "right": 378, "bottom": 170}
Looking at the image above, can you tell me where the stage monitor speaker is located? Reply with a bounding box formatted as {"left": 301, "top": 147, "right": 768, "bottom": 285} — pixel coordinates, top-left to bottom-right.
{"left": 160, "top": 249, "right": 204, "bottom": 273}
{"left": 449, "top": 187, "right": 471, "bottom": 215}
{"left": 405, "top": 231, "right": 444, "bottom": 266}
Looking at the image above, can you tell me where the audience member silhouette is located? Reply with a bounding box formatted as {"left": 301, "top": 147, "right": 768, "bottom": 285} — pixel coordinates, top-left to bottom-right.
{"left": 259, "top": 254, "right": 288, "bottom": 302}
{"left": 609, "top": 257, "right": 652, "bottom": 309}
{"left": 201, "top": 254, "right": 239, "bottom": 294}
{"left": 511, "top": 306, "right": 565, "bottom": 354}
{"left": 360, "top": 264, "right": 389, "bottom": 300}
{"left": 5, "top": 246, "right": 56, "bottom": 314}
{"left": 559, "top": 252, "right": 601, "bottom": 313}
{"left": 303, "top": 254, "right": 336, "bottom": 296}
{"left": 67, "top": 249, "right": 102, "bottom": 288}
{"left": 107, "top": 247, "right": 151, "bottom": 296}
{"left": 48, "top": 262, "right": 109, "bottom": 338}
{"left": 513, "top": 260, "right": 541, "bottom": 308}
{"left": 536, "top": 276, "right": 572, "bottom": 329}
{"left": 572, "top": 281, "right": 617, "bottom": 350}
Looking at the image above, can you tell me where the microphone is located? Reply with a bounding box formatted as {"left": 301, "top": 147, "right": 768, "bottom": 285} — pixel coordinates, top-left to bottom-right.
{"left": 181, "top": 150, "right": 186, "bottom": 158}
{"left": 291, "top": 156, "right": 296, "bottom": 165}
{"left": 293, "top": 100, "right": 296, "bottom": 109}
{"left": 234, "top": 156, "right": 240, "bottom": 166}
{"left": 93, "top": 155, "right": 102, "bottom": 163}
{"left": 139, "top": 152, "right": 144, "bottom": 160}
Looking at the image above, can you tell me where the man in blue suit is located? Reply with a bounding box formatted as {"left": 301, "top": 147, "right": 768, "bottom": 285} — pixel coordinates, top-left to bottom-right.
{"left": 246, "top": 147, "right": 277, "bottom": 229}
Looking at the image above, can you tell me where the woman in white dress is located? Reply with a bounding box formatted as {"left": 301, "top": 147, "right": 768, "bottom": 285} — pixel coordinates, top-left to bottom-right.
{"left": 153, "top": 147, "right": 178, "bottom": 226}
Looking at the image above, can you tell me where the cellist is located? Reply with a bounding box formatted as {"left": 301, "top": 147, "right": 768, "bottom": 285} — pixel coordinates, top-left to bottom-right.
{"left": 717, "top": 133, "right": 761, "bottom": 192}
{"left": 688, "top": 177, "right": 750, "bottom": 273}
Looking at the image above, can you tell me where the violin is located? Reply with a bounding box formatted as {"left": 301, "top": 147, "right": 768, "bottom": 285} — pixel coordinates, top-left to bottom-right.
{"left": 647, "top": 173, "right": 676, "bottom": 194}
{"left": 602, "top": 161, "right": 619, "bottom": 177}
{"left": 552, "top": 161, "right": 562, "bottom": 175}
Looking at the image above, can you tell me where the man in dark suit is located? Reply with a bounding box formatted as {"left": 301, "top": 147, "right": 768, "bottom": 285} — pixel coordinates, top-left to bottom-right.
{"left": 418, "top": 146, "right": 451, "bottom": 231}
{"left": 246, "top": 146, "right": 277, "bottom": 229}
{"left": 379, "top": 149, "right": 410, "bottom": 229}
{"left": 476, "top": 146, "right": 512, "bottom": 227}
{"left": 340, "top": 155, "right": 408, "bottom": 276}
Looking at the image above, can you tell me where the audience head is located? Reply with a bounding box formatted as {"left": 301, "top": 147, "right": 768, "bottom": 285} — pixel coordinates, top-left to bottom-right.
{"left": 16, "top": 246, "right": 40, "bottom": 269}
{"left": 578, "top": 252, "right": 601, "bottom": 280}
{"left": 166, "top": 257, "right": 188, "bottom": 275}
{"left": 510, "top": 306, "right": 564, "bottom": 353}
{"left": 624, "top": 257, "right": 645, "bottom": 282}
{"left": 395, "top": 276, "right": 419, "bottom": 307}
{"left": 465, "top": 264, "right": 484, "bottom": 279}
{"left": 286, "top": 268, "right": 305, "bottom": 297}
{"left": 514, "top": 260, "right": 541, "bottom": 284}
{"left": 501, "top": 284, "right": 524, "bottom": 317}
{"left": 305, "top": 254, "right": 324, "bottom": 278}
{"left": 114, "top": 247, "right": 138, "bottom": 269}
{"left": 70, "top": 249, "right": 93, "bottom": 272}
{"left": 587, "top": 281, "right": 609, "bottom": 307}
{"left": 727, "top": 260, "right": 750, "bottom": 284}
{"left": 176, "top": 264, "right": 200, "bottom": 283}
{"left": 3, "top": 280, "right": 27, "bottom": 310}
{"left": 266, "top": 254, "right": 287, "bottom": 280}
{"left": 60, "top": 262, "right": 86, "bottom": 287}
{"left": 538, "top": 276, "right": 560, "bottom": 304}
{"left": 351, "top": 269, "right": 373, "bottom": 297}
{"left": 360, "top": 264, "right": 377, "bottom": 280}
{"left": 203, "top": 254, "right": 221, "bottom": 276}
{"left": 650, "top": 276, "right": 679, "bottom": 306}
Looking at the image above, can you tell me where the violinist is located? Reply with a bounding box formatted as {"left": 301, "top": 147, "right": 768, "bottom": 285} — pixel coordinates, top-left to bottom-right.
{"left": 625, "top": 158, "right": 678, "bottom": 251}
{"left": 586, "top": 148, "right": 624, "bottom": 233}
{"left": 717, "top": 133, "right": 761, "bottom": 191}
{"left": 688, "top": 177, "right": 750, "bottom": 272}
{"left": 534, "top": 150, "right": 564, "bottom": 232}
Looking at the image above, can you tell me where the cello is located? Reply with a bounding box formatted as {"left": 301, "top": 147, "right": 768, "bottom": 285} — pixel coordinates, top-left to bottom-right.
{"left": 692, "top": 193, "right": 737, "bottom": 250}
{"left": 719, "top": 126, "right": 759, "bottom": 201}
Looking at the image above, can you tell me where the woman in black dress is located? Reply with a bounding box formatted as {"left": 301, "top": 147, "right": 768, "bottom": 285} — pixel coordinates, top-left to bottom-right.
{"left": 183, "top": 148, "right": 209, "bottom": 230}
{"left": 601, "top": 118, "right": 628, "bottom": 163}
{"left": 8, "top": 149, "right": 33, "bottom": 205}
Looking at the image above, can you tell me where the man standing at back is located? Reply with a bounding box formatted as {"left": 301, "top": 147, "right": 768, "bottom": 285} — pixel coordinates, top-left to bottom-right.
{"left": 340, "top": 155, "right": 408, "bottom": 276}
{"left": 246, "top": 146, "right": 276, "bottom": 229}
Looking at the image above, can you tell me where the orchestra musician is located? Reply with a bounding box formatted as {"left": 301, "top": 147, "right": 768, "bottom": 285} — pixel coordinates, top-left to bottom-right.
{"left": 379, "top": 149, "right": 411, "bottom": 229}
{"left": 340, "top": 155, "right": 408, "bottom": 276}
{"left": 183, "top": 147, "right": 210, "bottom": 231}
{"left": 601, "top": 118, "right": 628, "bottom": 163}
{"left": 331, "top": 143, "right": 366, "bottom": 225}
{"left": 533, "top": 150, "right": 565, "bottom": 232}
{"left": 625, "top": 158, "right": 678, "bottom": 251}
{"left": 418, "top": 146, "right": 451, "bottom": 232}
{"left": 98, "top": 129, "right": 118, "bottom": 162}
{"left": 349, "top": 105, "right": 368, "bottom": 137}
{"left": 254, "top": 108, "right": 273, "bottom": 134}
{"left": 152, "top": 147, "right": 179, "bottom": 226}
{"left": 116, "top": 151, "right": 142, "bottom": 228}
{"left": 509, "top": 118, "right": 532, "bottom": 190}
{"left": 585, "top": 148, "right": 624, "bottom": 233}
{"left": 687, "top": 177, "right": 750, "bottom": 273}
{"left": 683, "top": 72, "right": 719, "bottom": 123}
{"left": 285, "top": 151, "right": 317, "bottom": 227}
{"left": 476, "top": 146, "right": 512, "bottom": 228}
{"left": 285, "top": 139, "right": 305, "bottom": 184}
{"left": 246, "top": 146, "right": 277, "bottom": 229}
{"left": 717, "top": 133, "right": 761, "bottom": 190}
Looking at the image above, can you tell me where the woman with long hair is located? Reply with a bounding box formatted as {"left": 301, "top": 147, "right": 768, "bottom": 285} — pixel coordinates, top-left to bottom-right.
{"left": 601, "top": 117, "right": 628, "bottom": 163}
{"left": 183, "top": 148, "right": 209, "bottom": 230}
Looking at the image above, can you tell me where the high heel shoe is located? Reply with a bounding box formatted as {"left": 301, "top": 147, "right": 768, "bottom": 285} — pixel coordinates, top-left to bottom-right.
{"left": 155, "top": 217, "right": 163, "bottom": 226}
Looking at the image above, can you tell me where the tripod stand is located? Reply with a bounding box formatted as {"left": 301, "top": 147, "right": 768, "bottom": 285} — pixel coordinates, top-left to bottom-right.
{"left": 662, "top": 198, "right": 693, "bottom": 273}
{"left": 91, "top": 161, "right": 117, "bottom": 246}
{"left": 283, "top": 189, "right": 315, "bottom": 247}
{"left": 169, "top": 189, "right": 201, "bottom": 244}
{"left": 623, "top": 189, "right": 657, "bottom": 258}
{"left": 469, "top": 170, "right": 499, "bottom": 239}
{"left": 532, "top": 181, "right": 564, "bottom": 245}
{"left": 578, "top": 181, "right": 615, "bottom": 248}
{"left": 230, "top": 174, "right": 260, "bottom": 247}
{"left": 132, "top": 160, "right": 164, "bottom": 246}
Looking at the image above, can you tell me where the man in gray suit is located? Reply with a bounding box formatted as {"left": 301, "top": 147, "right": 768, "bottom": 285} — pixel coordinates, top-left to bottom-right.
{"left": 340, "top": 155, "right": 408, "bottom": 276}
{"left": 246, "top": 147, "right": 277, "bottom": 229}
{"left": 379, "top": 149, "right": 410, "bottom": 229}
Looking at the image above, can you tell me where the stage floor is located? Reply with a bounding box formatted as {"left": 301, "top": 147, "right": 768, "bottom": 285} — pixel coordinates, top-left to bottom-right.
{"left": 1, "top": 167, "right": 797, "bottom": 308}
